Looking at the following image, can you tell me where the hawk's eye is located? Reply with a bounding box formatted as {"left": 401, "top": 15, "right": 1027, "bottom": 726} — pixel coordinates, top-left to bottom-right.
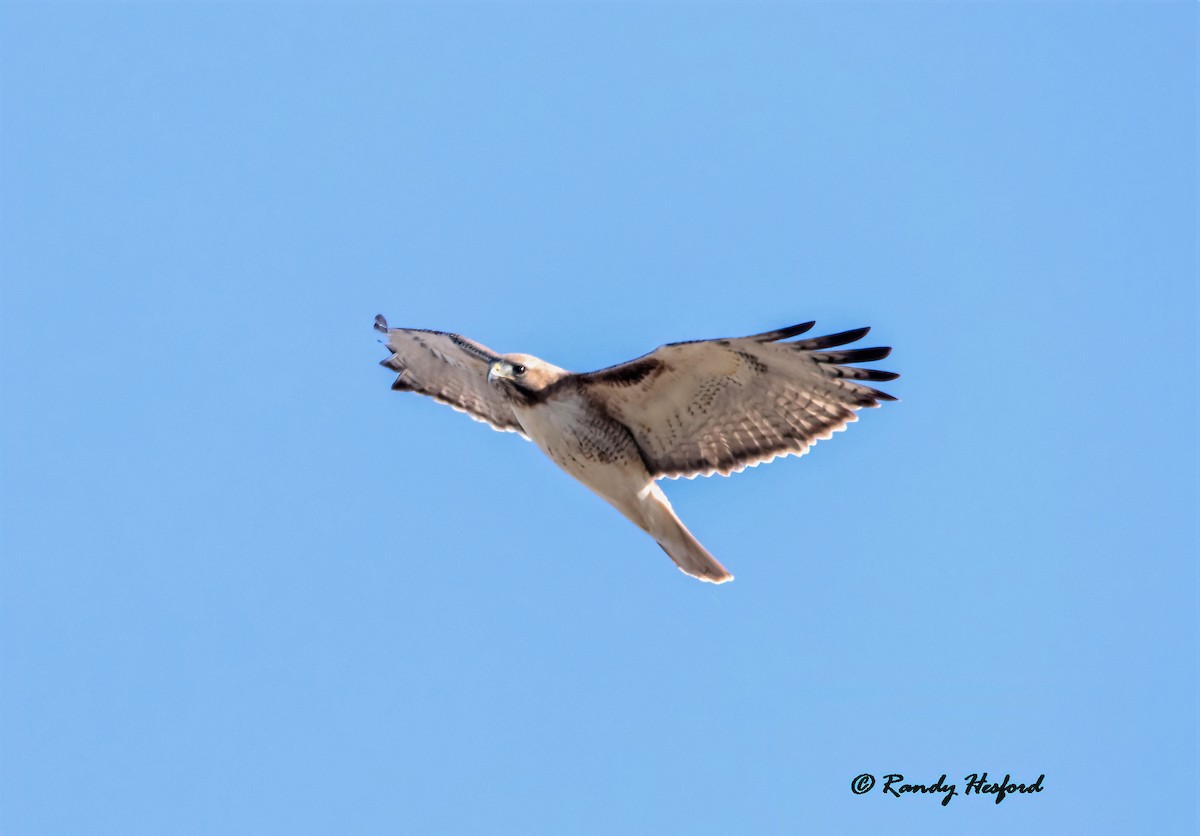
{"left": 513, "top": 364, "right": 527, "bottom": 376}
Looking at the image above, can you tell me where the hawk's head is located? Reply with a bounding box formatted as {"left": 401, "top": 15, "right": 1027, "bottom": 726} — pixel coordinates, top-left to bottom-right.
{"left": 487, "top": 354, "right": 567, "bottom": 402}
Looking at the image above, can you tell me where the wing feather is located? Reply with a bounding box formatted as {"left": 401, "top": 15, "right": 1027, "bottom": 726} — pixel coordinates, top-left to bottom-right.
{"left": 574, "top": 322, "right": 897, "bottom": 479}
{"left": 374, "top": 315, "right": 525, "bottom": 436}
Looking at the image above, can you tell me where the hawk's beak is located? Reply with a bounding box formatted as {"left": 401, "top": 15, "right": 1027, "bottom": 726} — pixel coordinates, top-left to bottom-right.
{"left": 488, "top": 361, "right": 513, "bottom": 383}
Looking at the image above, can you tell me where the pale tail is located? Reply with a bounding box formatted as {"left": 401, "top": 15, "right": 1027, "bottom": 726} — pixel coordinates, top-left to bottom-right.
{"left": 639, "top": 484, "right": 733, "bottom": 584}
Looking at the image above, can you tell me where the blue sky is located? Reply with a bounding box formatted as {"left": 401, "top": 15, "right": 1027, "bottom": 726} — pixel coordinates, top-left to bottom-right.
{"left": 1, "top": 3, "right": 1195, "bottom": 834}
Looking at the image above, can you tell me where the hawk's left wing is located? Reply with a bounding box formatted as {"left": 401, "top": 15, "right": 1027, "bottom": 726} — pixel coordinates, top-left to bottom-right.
{"left": 574, "top": 321, "right": 897, "bottom": 479}
{"left": 374, "top": 315, "right": 526, "bottom": 436}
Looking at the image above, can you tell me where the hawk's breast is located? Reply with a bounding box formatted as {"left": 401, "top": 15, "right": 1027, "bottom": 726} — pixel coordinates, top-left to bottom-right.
{"left": 511, "top": 388, "right": 648, "bottom": 483}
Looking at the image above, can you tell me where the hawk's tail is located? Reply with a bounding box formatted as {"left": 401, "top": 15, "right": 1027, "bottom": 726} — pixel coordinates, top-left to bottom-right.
{"left": 639, "top": 483, "right": 733, "bottom": 584}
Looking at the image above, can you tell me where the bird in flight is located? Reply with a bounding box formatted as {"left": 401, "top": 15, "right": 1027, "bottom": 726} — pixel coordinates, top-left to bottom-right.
{"left": 374, "top": 315, "right": 897, "bottom": 583}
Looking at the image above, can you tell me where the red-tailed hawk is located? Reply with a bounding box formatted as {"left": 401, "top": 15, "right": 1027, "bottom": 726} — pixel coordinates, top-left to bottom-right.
{"left": 375, "top": 315, "right": 897, "bottom": 583}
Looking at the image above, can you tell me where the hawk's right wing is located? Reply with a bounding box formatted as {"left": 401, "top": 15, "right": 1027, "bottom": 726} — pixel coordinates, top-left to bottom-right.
{"left": 374, "top": 315, "right": 526, "bottom": 436}
{"left": 574, "top": 321, "right": 897, "bottom": 479}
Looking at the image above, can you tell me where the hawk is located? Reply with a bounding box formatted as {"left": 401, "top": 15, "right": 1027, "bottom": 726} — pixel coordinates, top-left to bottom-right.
{"left": 374, "top": 315, "right": 897, "bottom": 583}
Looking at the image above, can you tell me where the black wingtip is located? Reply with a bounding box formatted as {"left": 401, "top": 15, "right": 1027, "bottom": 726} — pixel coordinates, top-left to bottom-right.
{"left": 863, "top": 369, "right": 900, "bottom": 382}
{"left": 374, "top": 314, "right": 389, "bottom": 333}
{"left": 753, "top": 321, "right": 816, "bottom": 342}
{"left": 812, "top": 346, "right": 893, "bottom": 364}
{"left": 830, "top": 365, "right": 900, "bottom": 382}
{"left": 793, "top": 326, "right": 871, "bottom": 351}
